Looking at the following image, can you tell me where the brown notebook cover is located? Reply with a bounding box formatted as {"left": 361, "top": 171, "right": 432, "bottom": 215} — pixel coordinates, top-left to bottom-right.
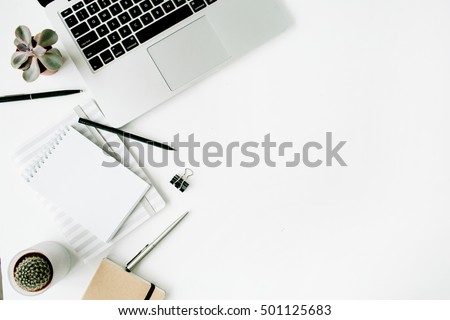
{"left": 82, "top": 258, "right": 165, "bottom": 300}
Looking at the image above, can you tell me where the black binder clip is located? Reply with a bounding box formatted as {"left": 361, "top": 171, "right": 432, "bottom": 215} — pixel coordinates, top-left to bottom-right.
{"left": 170, "top": 169, "right": 194, "bottom": 193}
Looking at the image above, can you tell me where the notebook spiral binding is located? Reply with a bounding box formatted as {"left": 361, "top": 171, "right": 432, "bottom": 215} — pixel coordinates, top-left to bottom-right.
{"left": 23, "top": 126, "right": 71, "bottom": 182}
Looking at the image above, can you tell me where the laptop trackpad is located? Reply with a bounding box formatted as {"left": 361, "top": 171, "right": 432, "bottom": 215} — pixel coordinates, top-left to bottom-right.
{"left": 147, "top": 17, "right": 230, "bottom": 91}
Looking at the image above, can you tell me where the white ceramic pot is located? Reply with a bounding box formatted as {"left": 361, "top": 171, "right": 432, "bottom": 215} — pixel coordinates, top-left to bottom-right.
{"left": 8, "top": 241, "right": 71, "bottom": 296}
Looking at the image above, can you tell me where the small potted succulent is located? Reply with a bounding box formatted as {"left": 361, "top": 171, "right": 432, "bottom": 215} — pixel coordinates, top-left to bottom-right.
{"left": 13, "top": 253, "right": 53, "bottom": 293}
{"left": 8, "top": 241, "right": 71, "bottom": 296}
{"left": 11, "top": 25, "right": 64, "bottom": 82}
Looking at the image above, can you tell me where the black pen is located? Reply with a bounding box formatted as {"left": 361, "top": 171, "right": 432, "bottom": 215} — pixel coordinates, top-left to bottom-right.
{"left": 78, "top": 118, "right": 175, "bottom": 151}
{"left": 0, "top": 90, "right": 83, "bottom": 103}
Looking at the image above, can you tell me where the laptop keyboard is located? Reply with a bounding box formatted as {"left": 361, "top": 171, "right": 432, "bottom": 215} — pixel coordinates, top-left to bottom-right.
{"left": 60, "top": 0, "right": 218, "bottom": 72}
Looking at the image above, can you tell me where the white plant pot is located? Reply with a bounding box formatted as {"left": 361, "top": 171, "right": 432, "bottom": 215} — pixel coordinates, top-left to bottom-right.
{"left": 8, "top": 241, "right": 71, "bottom": 296}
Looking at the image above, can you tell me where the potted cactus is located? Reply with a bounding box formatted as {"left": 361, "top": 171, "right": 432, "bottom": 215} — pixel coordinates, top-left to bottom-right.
{"left": 8, "top": 241, "right": 71, "bottom": 296}
{"left": 11, "top": 25, "right": 64, "bottom": 82}
{"left": 13, "top": 253, "right": 53, "bottom": 293}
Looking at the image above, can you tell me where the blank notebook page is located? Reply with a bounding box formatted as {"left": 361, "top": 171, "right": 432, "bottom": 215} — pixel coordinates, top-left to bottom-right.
{"left": 28, "top": 126, "right": 150, "bottom": 243}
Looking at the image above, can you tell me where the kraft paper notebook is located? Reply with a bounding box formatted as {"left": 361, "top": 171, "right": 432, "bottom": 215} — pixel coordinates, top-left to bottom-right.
{"left": 24, "top": 126, "right": 150, "bottom": 243}
{"left": 83, "top": 258, "right": 165, "bottom": 300}
{"left": 15, "top": 100, "right": 166, "bottom": 262}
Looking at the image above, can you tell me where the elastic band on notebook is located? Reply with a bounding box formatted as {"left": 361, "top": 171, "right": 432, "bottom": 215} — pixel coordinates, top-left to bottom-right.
{"left": 144, "top": 284, "right": 156, "bottom": 300}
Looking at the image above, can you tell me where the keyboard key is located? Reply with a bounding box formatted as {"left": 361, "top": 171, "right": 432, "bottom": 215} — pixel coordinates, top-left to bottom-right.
{"left": 141, "top": 12, "right": 154, "bottom": 25}
{"left": 151, "top": 6, "right": 164, "bottom": 19}
{"left": 107, "top": 31, "right": 121, "bottom": 44}
{"left": 77, "top": 30, "right": 99, "bottom": 48}
{"left": 107, "top": 17, "right": 121, "bottom": 30}
{"left": 173, "top": 0, "right": 186, "bottom": 7}
{"left": 87, "top": 2, "right": 100, "bottom": 14}
{"left": 84, "top": 0, "right": 96, "bottom": 4}
{"left": 100, "top": 50, "right": 115, "bottom": 64}
{"left": 133, "top": 0, "right": 143, "bottom": 3}
{"left": 87, "top": 16, "right": 101, "bottom": 28}
{"left": 83, "top": 38, "right": 109, "bottom": 59}
{"left": 61, "top": 8, "right": 73, "bottom": 17}
{"left": 189, "top": 0, "right": 206, "bottom": 12}
{"left": 98, "top": 0, "right": 111, "bottom": 9}
{"left": 99, "top": 9, "right": 112, "bottom": 21}
{"left": 120, "top": 0, "right": 133, "bottom": 9}
{"left": 162, "top": 1, "right": 175, "bottom": 13}
{"left": 205, "top": 0, "right": 217, "bottom": 4}
{"left": 137, "top": 4, "right": 193, "bottom": 43}
{"left": 89, "top": 56, "right": 103, "bottom": 71}
{"left": 140, "top": 0, "right": 152, "bottom": 11}
{"left": 76, "top": 8, "right": 90, "bottom": 21}
{"left": 118, "top": 25, "right": 132, "bottom": 37}
{"left": 118, "top": 12, "right": 132, "bottom": 24}
{"left": 71, "top": 22, "right": 90, "bottom": 38}
{"left": 122, "top": 35, "right": 139, "bottom": 51}
{"left": 130, "top": 19, "right": 143, "bottom": 31}
{"left": 73, "top": 1, "right": 84, "bottom": 10}
{"left": 111, "top": 43, "right": 125, "bottom": 57}
{"left": 151, "top": 0, "right": 164, "bottom": 5}
{"left": 129, "top": 5, "right": 142, "bottom": 18}
{"left": 96, "top": 24, "right": 110, "bottom": 37}
{"left": 65, "top": 15, "right": 79, "bottom": 28}
{"left": 110, "top": 3, "right": 123, "bottom": 15}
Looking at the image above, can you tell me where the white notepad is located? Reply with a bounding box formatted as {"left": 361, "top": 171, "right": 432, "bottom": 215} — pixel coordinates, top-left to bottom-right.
{"left": 25, "top": 126, "right": 150, "bottom": 243}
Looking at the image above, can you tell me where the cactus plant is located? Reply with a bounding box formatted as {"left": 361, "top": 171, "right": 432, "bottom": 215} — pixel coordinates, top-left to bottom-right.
{"left": 11, "top": 25, "right": 64, "bottom": 82}
{"left": 13, "top": 253, "right": 53, "bottom": 292}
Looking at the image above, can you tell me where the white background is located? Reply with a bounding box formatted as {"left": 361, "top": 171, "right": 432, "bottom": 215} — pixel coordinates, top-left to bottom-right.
{"left": 1, "top": 0, "right": 450, "bottom": 299}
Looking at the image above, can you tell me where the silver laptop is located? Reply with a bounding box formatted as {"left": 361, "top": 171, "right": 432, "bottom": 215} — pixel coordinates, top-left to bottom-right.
{"left": 42, "top": 0, "right": 291, "bottom": 126}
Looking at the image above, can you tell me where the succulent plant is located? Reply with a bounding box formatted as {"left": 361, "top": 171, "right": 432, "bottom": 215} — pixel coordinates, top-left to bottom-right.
{"left": 11, "top": 25, "right": 64, "bottom": 82}
{"left": 14, "top": 253, "right": 53, "bottom": 292}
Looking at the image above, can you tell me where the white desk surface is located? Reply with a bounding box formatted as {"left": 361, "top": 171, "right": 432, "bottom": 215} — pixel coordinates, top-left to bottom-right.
{"left": 1, "top": 0, "right": 450, "bottom": 300}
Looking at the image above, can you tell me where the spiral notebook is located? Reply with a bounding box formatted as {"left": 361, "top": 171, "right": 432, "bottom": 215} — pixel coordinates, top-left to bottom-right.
{"left": 15, "top": 100, "right": 166, "bottom": 262}
{"left": 24, "top": 126, "right": 150, "bottom": 243}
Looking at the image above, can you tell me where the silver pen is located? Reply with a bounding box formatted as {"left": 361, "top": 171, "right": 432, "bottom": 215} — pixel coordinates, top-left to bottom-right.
{"left": 125, "top": 212, "right": 189, "bottom": 272}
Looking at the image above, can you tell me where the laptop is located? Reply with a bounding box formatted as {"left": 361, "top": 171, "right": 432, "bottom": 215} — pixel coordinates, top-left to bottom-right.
{"left": 39, "top": 0, "right": 291, "bottom": 126}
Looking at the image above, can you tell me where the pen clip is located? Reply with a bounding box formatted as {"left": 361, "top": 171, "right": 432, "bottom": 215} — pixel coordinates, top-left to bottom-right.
{"left": 124, "top": 212, "right": 189, "bottom": 272}
{"left": 125, "top": 244, "right": 150, "bottom": 271}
